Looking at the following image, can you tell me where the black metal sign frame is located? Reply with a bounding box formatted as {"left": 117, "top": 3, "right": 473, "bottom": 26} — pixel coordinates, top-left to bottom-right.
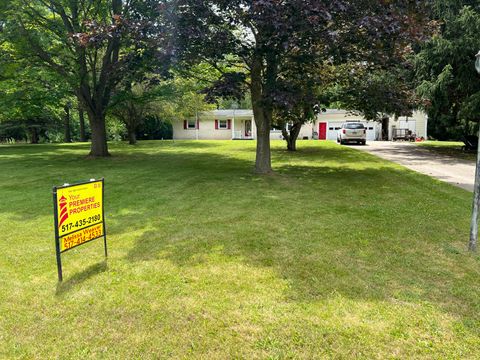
{"left": 52, "top": 178, "right": 107, "bottom": 282}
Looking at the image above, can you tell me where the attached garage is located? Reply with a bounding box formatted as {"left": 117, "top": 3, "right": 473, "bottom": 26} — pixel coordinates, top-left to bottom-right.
{"left": 315, "top": 110, "right": 383, "bottom": 141}
{"left": 317, "top": 120, "right": 381, "bottom": 141}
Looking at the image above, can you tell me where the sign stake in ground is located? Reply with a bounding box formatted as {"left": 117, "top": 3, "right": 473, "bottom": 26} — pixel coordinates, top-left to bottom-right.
{"left": 52, "top": 178, "right": 107, "bottom": 281}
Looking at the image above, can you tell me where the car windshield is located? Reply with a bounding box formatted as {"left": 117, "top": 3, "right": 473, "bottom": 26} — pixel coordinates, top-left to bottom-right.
{"left": 345, "top": 123, "right": 364, "bottom": 129}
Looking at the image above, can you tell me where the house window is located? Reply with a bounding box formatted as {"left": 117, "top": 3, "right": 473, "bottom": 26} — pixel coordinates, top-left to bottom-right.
{"left": 215, "top": 119, "right": 231, "bottom": 130}
{"left": 187, "top": 120, "right": 197, "bottom": 129}
{"left": 219, "top": 120, "right": 228, "bottom": 129}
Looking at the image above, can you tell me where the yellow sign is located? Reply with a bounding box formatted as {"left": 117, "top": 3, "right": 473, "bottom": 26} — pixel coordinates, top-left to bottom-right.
{"left": 55, "top": 180, "right": 104, "bottom": 251}
{"left": 53, "top": 179, "right": 107, "bottom": 281}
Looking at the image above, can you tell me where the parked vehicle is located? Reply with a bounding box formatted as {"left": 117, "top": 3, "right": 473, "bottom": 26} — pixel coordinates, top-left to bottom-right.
{"left": 337, "top": 123, "right": 366, "bottom": 145}
{"left": 392, "top": 128, "right": 416, "bottom": 142}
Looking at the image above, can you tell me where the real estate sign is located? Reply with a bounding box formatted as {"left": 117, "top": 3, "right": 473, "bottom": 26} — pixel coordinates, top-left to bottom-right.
{"left": 53, "top": 179, "right": 107, "bottom": 281}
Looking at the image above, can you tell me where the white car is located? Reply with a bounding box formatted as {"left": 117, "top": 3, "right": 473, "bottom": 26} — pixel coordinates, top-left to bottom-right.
{"left": 337, "top": 123, "right": 366, "bottom": 145}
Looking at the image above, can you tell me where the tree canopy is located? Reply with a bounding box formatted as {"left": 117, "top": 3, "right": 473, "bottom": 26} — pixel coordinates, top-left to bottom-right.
{"left": 176, "top": 0, "right": 431, "bottom": 172}
{"left": 1, "top": 0, "right": 173, "bottom": 154}
{"left": 0, "top": 0, "right": 442, "bottom": 163}
{"left": 415, "top": 1, "right": 480, "bottom": 140}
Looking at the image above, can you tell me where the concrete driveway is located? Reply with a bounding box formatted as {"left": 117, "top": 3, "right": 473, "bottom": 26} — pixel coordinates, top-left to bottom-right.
{"left": 354, "top": 141, "right": 475, "bottom": 192}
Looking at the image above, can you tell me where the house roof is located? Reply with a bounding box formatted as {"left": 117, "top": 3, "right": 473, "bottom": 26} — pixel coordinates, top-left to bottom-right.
{"left": 198, "top": 109, "right": 353, "bottom": 118}
{"left": 319, "top": 109, "right": 351, "bottom": 115}
{"left": 202, "top": 109, "right": 254, "bottom": 117}
{"left": 207, "top": 109, "right": 352, "bottom": 117}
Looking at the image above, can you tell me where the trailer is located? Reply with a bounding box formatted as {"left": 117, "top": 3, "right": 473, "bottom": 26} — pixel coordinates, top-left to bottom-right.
{"left": 392, "top": 128, "right": 416, "bottom": 142}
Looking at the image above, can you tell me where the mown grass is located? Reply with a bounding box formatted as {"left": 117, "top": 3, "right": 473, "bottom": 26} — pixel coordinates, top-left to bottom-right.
{"left": 0, "top": 140, "right": 479, "bottom": 359}
{"left": 417, "top": 141, "right": 475, "bottom": 161}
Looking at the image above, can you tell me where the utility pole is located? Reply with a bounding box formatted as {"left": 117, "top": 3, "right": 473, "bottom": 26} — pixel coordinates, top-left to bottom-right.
{"left": 468, "top": 50, "right": 480, "bottom": 252}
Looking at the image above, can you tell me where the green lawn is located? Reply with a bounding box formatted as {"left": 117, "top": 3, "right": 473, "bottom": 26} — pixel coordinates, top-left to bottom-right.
{"left": 1, "top": 140, "right": 479, "bottom": 358}
{"left": 417, "top": 141, "right": 475, "bottom": 161}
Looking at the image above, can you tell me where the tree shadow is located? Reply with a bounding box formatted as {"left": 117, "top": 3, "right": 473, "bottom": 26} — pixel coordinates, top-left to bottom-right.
{"left": 0, "top": 140, "right": 255, "bottom": 223}
{"left": 122, "top": 159, "right": 476, "bottom": 328}
{"left": 2, "top": 140, "right": 477, "bottom": 330}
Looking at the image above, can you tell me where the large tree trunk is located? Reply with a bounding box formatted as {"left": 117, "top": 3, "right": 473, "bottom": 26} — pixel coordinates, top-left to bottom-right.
{"left": 282, "top": 122, "right": 302, "bottom": 151}
{"left": 78, "top": 107, "right": 86, "bottom": 142}
{"left": 88, "top": 112, "right": 110, "bottom": 157}
{"left": 255, "top": 118, "right": 272, "bottom": 173}
{"left": 64, "top": 105, "right": 72, "bottom": 143}
{"left": 30, "top": 127, "right": 39, "bottom": 144}
{"left": 127, "top": 127, "right": 137, "bottom": 145}
{"left": 77, "top": 83, "right": 111, "bottom": 156}
{"left": 251, "top": 57, "right": 272, "bottom": 174}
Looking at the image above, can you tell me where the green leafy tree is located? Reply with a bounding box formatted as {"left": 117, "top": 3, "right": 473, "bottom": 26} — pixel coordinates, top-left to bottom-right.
{"left": 415, "top": 3, "right": 480, "bottom": 140}
{"left": 0, "top": 50, "right": 69, "bottom": 143}
{"left": 110, "top": 69, "right": 216, "bottom": 144}
{"left": 332, "top": 64, "right": 418, "bottom": 123}
{"left": 153, "top": 73, "right": 216, "bottom": 124}
{"left": 1, "top": 0, "right": 172, "bottom": 155}
{"left": 109, "top": 80, "right": 165, "bottom": 145}
{"left": 272, "top": 58, "right": 334, "bottom": 151}
{"left": 137, "top": 115, "right": 173, "bottom": 140}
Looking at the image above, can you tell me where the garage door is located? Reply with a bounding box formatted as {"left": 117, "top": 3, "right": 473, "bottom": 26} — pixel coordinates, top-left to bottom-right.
{"left": 365, "top": 123, "right": 377, "bottom": 141}
{"left": 327, "top": 122, "right": 379, "bottom": 141}
{"left": 327, "top": 123, "right": 342, "bottom": 140}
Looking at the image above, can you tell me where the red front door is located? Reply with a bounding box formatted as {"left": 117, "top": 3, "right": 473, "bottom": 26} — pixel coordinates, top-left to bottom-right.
{"left": 319, "top": 122, "right": 327, "bottom": 140}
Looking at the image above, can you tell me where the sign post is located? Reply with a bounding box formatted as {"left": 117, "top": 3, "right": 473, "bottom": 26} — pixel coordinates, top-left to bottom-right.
{"left": 53, "top": 178, "right": 107, "bottom": 281}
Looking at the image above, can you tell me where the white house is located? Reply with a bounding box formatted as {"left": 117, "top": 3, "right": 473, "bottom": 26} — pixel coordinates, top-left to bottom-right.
{"left": 172, "top": 110, "right": 256, "bottom": 140}
{"left": 172, "top": 109, "right": 428, "bottom": 141}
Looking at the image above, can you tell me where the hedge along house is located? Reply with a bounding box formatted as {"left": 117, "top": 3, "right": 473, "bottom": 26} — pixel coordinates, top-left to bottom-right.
{"left": 172, "top": 109, "right": 428, "bottom": 141}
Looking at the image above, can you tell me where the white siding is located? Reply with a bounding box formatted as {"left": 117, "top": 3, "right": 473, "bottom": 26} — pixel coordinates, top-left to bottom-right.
{"left": 389, "top": 111, "right": 428, "bottom": 140}
{"left": 412, "top": 111, "right": 428, "bottom": 138}
{"left": 173, "top": 116, "right": 255, "bottom": 140}
{"left": 269, "top": 123, "right": 315, "bottom": 140}
{"left": 171, "top": 109, "right": 425, "bottom": 141}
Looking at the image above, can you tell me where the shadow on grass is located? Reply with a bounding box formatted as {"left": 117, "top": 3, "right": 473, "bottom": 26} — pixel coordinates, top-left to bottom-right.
{"left": 0, "top": 140, "right": 259, "bottom": 222}
{"left": 0, "top": 141, "right": 374, "bottom": 217}
{"left": 123, "top": 157, "right": 474, "bottom": 326}
{"left": 0, "top": 140, "right": 218, "bottom": 158}
{"left": 1, "top": 140, "right": 476, "bottom": 328}
{"left": 55, "top": 260, "right": 108, "bottom": 296}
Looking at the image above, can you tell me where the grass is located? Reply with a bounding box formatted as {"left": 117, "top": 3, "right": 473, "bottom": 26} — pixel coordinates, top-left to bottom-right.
{"left": 417, "top": 141, "right": 475, "bottom": 161}
{"left": 0, "top": 140, "right": 479, "bottom": 359}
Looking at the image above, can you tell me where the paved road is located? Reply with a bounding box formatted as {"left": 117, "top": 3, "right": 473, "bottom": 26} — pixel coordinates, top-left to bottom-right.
{"left": 355, "top": 141, "right": 475, "bottom": 192}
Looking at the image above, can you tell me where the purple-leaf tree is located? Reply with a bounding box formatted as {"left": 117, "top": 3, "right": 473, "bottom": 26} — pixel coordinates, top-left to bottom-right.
{"left": 175, "top": 0, "right": 430, "bottom": 173}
